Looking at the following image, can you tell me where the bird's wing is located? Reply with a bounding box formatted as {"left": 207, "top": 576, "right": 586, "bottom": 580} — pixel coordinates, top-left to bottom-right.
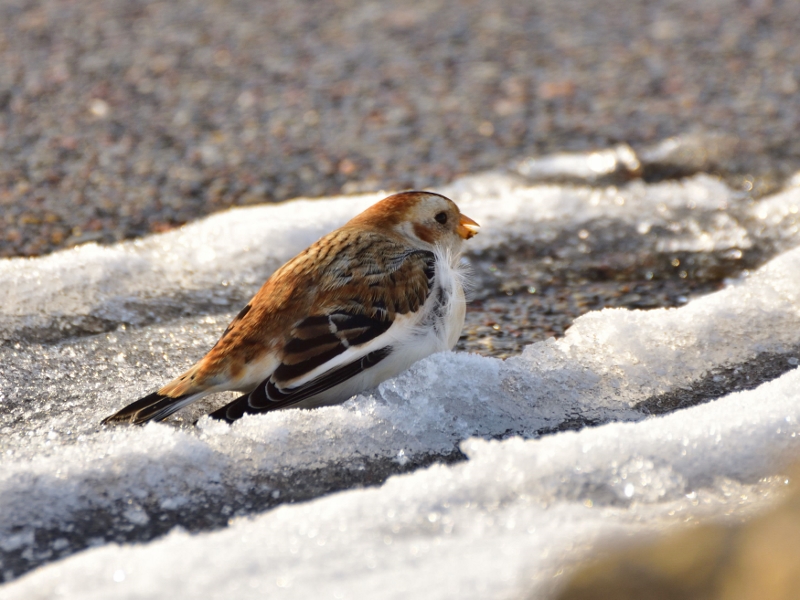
{"left": 208, "top": 346, "right": 393, "bottom": 422}
{"left": 208, "top": 248, "right": 436, "bottom": 422}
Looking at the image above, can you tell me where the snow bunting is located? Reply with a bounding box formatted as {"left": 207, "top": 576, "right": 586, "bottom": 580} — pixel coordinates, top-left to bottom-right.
{"left": 102, "top": 191, "right": 479, "bottom": 425}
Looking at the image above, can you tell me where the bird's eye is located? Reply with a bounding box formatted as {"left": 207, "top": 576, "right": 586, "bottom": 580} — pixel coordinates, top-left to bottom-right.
{"left": 435, "top": 212, "right": 447, "bottom": 224}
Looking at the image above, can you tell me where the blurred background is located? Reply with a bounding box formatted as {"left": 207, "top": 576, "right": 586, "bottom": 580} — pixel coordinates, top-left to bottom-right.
{"left": 1, "top": 0, "right": 798, "bottom": 257}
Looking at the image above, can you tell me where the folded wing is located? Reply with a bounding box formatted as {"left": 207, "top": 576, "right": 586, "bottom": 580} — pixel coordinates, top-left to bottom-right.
{"left": 209, "top": 249, "right": 436, "bottom": 422}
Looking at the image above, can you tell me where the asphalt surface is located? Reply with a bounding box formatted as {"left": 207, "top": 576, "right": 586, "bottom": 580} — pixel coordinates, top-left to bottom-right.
{"left": 1, "top": 0, "right": 799, "bottom": 257}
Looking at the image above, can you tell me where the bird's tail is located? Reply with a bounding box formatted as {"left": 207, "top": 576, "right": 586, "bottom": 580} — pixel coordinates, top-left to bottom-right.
{"left": 102, "top": 362, "right": 214, "bottom": 425}
{"left": 101, "top": 390, "right": 208, "bottom": 425}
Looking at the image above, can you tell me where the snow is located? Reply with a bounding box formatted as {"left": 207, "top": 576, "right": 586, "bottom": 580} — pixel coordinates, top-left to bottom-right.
{"left": 1, "top": 157, "right": 800, "bottom": 598}
{"left": 513, "top": 143, "right": 641, "bottom": 181}
{"left": 2, "top": 368, "right": 799, "bottom": 600}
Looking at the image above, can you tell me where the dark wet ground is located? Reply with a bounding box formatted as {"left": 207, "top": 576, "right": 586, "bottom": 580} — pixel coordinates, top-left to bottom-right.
{"left": 458, "top": 230, "right": 772, "bottom": 358}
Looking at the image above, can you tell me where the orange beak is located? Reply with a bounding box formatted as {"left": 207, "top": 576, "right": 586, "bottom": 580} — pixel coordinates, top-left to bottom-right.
{"left": 457, "top": 214, "right": 480, "bottom": 240}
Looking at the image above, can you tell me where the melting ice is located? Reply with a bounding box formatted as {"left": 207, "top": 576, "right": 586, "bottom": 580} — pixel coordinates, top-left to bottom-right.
{"left": 1, "top": 158, "right": 800, "bottom": 598}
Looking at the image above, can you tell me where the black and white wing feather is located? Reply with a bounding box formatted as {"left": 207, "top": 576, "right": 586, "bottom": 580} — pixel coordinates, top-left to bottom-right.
{"left": 209, "top": 249, "right": 436, "bottom": 422}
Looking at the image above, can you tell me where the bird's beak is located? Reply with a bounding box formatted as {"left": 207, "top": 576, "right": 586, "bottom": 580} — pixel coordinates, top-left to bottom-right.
{"left": 457, "top": 214, "right": 480, "bottom": 240}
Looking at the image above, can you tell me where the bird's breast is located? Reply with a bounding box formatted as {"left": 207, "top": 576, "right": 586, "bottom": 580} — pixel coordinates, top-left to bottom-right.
{"left": 416, "top": 250, "right": 467, "bottom": 351}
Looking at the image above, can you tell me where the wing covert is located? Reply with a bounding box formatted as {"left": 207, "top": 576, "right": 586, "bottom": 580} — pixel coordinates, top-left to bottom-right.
{"left": 272, "top": 248, "right": 435, "bottom": 388}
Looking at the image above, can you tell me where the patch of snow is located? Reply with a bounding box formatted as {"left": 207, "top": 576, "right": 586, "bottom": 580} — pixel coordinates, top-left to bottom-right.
{"left": 3, "top": 367, "right": 799, "bottom": 599}
{"left": 1, "top": 157, "right": 800, "bottom": 596}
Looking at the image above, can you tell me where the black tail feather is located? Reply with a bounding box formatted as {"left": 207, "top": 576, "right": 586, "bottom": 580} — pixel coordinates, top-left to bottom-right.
{"left": 101, "top": 391, "right": 191, "bottom": 425}
{"left": 207, "top": 393, "right": 251, "bottom": 424}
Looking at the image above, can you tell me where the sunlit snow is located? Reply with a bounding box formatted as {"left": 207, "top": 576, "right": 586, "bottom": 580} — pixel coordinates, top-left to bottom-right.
{"left": 1, "top": 158, "right": 800, "bottom": 598}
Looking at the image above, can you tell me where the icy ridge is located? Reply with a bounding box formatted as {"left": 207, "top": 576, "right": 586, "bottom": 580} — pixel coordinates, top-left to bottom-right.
{"left": 2, "top": 366, "right": 799, "bottom": 600}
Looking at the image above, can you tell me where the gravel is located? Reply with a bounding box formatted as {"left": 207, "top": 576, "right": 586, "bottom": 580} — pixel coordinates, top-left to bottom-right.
{"left": 1, "top": 0, "right": 799, "bottom": 257}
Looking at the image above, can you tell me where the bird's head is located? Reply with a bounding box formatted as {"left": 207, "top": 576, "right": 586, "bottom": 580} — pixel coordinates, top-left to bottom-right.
{"left": 349, "top": 191, "right": 480, "bottom": 253}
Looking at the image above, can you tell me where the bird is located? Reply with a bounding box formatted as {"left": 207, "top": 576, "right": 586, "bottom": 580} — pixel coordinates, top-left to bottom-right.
{"left": 102, "top": 191, "right": 480, "bottom": 425}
